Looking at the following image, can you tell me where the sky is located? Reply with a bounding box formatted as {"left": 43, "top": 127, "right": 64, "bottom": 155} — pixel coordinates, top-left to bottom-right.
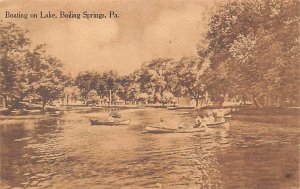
{"left": 0, "top": 0, "right": 217, "bottom": 75}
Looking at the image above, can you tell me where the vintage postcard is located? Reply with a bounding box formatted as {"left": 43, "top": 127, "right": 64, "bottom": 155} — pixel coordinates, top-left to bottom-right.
{"left": 0, "top": 0, "right": 299, "bottom": 188}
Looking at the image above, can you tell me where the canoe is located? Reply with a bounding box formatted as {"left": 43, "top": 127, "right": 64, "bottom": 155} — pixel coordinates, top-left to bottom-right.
{"left": 145, "top": 126, "right": 205, "bottom": 134}
{"left": 145, "top": 121, "right": 229, "bottom": 133}
{"left": 90, "top": 119, "right": 131, "bottom": 126}
{"left": 145, "top": 126, "right": 177, "bottom": 133}
{"left": 23, "top": 109, "right": 42, "bottom": 114}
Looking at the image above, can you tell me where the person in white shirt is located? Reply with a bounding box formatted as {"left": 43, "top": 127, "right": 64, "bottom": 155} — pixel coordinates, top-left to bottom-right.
{"left": 201, "top": 115, "right": 209, "bottom": 128}
{"left": 208, "top": 114, "right": 215, "bottom": 124}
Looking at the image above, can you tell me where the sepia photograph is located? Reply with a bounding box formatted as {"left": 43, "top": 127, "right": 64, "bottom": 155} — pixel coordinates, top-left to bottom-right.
{"left": 0, "top": 0, "right": 299, "bottom": 188}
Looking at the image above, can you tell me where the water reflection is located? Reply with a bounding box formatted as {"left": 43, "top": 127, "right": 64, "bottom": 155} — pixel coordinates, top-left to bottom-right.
{"left": 0, "top": 108, "right": 299, "bottom": 189}
{"left": 1, "top": 117, "right": 64, "bottom": 188}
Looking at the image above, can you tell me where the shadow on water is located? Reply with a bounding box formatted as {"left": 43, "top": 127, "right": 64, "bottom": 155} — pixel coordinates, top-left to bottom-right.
{"left": 1, "top": 122, "right": 27, "bottom": 186}
{"left": 0, "top": 117, "right": 64, "bottom": 188}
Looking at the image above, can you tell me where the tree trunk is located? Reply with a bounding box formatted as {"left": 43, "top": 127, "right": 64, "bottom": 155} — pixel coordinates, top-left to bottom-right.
{"left": 218, "top": 97, "right": 225, "bottom": 107}
{"left": 195, "top": 97, "right": 199, "bottom": 107}
{"left": 42, "top": 100, "right": 47, "bottom": 110}
{"left": 3, "top": 95, "right": 8, "bottom": 108}
{"left": 242, "top": 96, "right": 246, "bottom": 105}
{"left": 205, "top": 99, "right": 209, "bottom": 106}
{"left": 252, "top": 94, "right": 259, "bottom": 108}
{"left": 279, "top": 93, "right": 286, "bottom": 107}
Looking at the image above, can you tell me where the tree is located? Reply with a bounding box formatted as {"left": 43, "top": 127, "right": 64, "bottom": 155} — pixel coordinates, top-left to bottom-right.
{"left": 75, "top": 71, "right": 95, "bottom": 104}
{"left": 117, "top": 74, "right": 138, "bottom": 103}
{"left": 0, "top": 20, "right": 30, "bottom": 108}
{"left": 86, "top": 90, "right": 100, "bottom": 106}
{"left": 25, "top": 45, "right": 66, "bottom": 109}
{"left": 75, "top": 70, "right": 123, "bottom": 105}
{"left": 173, "top": 57, "right": 207, "bottom": 107}
{"left": 136, "top": 58, "right": 174, "bottom": 104}
{"left": 162, "top": 91, "right": 176, "bottom": 106}
{"left": 203, "top": 0, "right": 300, "bottom": 107}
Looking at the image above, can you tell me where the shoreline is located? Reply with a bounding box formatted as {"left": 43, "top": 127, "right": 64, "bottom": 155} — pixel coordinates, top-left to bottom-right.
{"left": 1, "top": 105, "right": 299, "bottom": 117}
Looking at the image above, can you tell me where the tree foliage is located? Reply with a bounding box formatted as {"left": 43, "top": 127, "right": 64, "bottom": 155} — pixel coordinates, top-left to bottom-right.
{"left": 0, "top": 20, "right": 68, "bottom": 109}
{"left": 204, "top": 0, "right": 300, "bottom": 106}
{"left": 2, "top": 0, "right": 298, "bottom": 109}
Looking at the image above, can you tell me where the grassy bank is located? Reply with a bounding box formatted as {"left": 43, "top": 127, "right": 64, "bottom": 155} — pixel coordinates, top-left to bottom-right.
{"left": 232, "top": 107, "right": 300, "bottom": 116}
{"left": 229, "top": 107, "right": 300, "bottom": 126}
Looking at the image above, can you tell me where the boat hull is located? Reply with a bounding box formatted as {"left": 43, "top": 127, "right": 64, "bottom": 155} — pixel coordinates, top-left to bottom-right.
{"left": 49, "top": 111, "right": 63, "bottom": 117}
{"left": 206, "top": 121, "right": 229, "bottom": 128}
{"left": 145, "top": 126, "right": 205, "bottom": 133}
{"left": 90, "top": 119, "right": 131, "bottom": 126}
{"left": 145, "top": 121, "right": 229, "bottom": 133}
{"left": 145, "top": 126, "right": 177, "bottom": 133}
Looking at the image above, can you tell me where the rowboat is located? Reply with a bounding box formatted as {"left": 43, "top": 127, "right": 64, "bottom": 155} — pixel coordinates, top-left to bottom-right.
{"left": 23, "top": 109, "right": 42, "bottom": 114}
{"left": 49, "top": 111, "right": 63, "bottom": 117}
{"left": 145, "top": 126, "right": 205, "bottom": 134}
{"left": 90, "top": 119, "right": 131, "bottom": 126}
{"left": 145, "top": 126, "right": 177, "bottom": 133}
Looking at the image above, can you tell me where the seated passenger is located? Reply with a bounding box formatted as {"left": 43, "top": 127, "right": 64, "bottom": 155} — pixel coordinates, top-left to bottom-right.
{"left": 220, "top": 117, "right": 225, "bottom": 122}
{"left": 218, "top": 111, "right": 225, "bottom": 122}
{"left": 208, "top": 114, "right": 215, "bottom": 124}
{"left": 194, "top": 116, "right": 202, "bottom": 128}
{"left": 201, "top": 115, "right": 209, "bottom": 128}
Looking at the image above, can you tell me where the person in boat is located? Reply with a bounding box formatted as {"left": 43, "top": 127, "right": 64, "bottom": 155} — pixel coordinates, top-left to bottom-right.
{"left": 110, "top": 110, "right": 121, "bottom": 118}
{"left": 215, "top": 110, "right": 225, "bottom": 122}
{"left": 208, "top": 113, "right": 215, "bottom": 124}
{"left": 201, "top": 115, "right": 209, "bottom": 128}
{"left": 194, "top": 116, "right": 202, "bottom": 128}
{"left": 206, "top": 111, "right": 216, "bottom": 124}
{"left": 219, "top": 111, "right": 226, "bottom": 122}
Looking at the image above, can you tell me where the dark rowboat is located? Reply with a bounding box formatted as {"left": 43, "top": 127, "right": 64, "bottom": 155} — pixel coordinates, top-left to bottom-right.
{"left": 90, "top": 119, "right": 131, "bottom": 126}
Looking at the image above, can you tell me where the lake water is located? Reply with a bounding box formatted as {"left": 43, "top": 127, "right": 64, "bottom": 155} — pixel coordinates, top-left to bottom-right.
{"left": 1, "top": 108, "right": 299, "bottom": 189}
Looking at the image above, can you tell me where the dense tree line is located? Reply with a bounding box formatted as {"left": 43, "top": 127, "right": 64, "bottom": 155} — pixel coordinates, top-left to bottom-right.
{"left": 75, "top": 0, "right": 298, "bottom": 107}
{"left": 75, "top": 70, "right": 122, "bottom": 105}
{"left": 1, "top": 0, "right": 299, "bottom": 110}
